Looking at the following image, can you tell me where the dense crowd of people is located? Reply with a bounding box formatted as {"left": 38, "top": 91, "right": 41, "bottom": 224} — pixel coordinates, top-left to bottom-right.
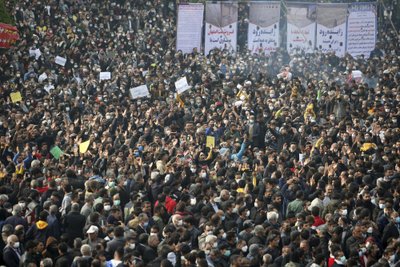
{"left": 0, "top": 0, "right": 399, "bottom": 267}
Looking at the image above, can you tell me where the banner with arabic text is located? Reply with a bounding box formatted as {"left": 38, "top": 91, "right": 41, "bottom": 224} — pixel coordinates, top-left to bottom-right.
{"left": 204, "top": 2, "right": 238, "bottom": 55}
{"left": 316, "top": 3, "right": 347, "bottom": 57}
{"left": 176, "top": 4, "right": 204, "bottom": 54}
{"left": 248, "top": 2, "right": 280, "bottom": 55}
{"left": 0, "top": 23, "right": 19, "bottom": 48}
{"left": 346, "top": 3, "right": 377, "bottom": 58}
{"left": 287, "top": 3, "right": 316, "bottom": 54}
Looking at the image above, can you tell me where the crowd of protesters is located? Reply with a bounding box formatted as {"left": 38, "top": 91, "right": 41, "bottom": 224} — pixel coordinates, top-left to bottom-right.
{"left": 0, "top": 0, "right": 399, "bottom": 267}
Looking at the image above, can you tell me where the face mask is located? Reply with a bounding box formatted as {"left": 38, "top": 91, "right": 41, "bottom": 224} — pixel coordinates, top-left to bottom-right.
{"left": 224, "top": 250, "right": 231, "bottom": 257}
{"left": 241, "top": 245, "right": 248, "bottom": 253}
{"left": 177, "top": 220, "right": 183, "bottom": 226}
{"left": 190, "top": 168, "right": 196, "bottom": 173}
{"left": 395, "top": 217, "right": 400, "bottom": 224}
{"left": 201, "top": 172, "right": 207, "bottom": 178}
{"left": 232, "top": 208, "right": 238, "bottom": 214}
{"left": 254, "top": 202, "right": 259, "bottom": 208}
{"left": 341, "top": 209, "right": 348, "bottom": 216}
{"left": 246, "top": 210, "right": 250, "bottom": 217}
{"left": 340, "top": 256, "right": 347, "bottom": 264}
{"left": 104, "top": 205, "right": 111, "bottom": 211}
{"left": 129, "top": 243, "right": 135, "bottom": 249}
{"left": 222, "top": 233, "right": 227, "bottom": 239}
{"left": 379, "top": 203, "right": 385, "bottom": 209}
{"left": 143, "top": 222, "right": 149, "bottom": 228}
{"left": 18, "top": 202, "right": 26, "bottom": 208}
{"left": 13, "top": 242, "right": 20, "bottom": 249}
{"left": 221, "top": 216, "right": 225, "bottom": 221}
{"left": 114, "top": 200, "right": 120, "bottom": 206}
{"left": 213, "top": 242, "right": 218, "bottom": 248}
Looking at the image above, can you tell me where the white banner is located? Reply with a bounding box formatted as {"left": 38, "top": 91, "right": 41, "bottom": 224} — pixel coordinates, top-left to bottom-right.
{"left": 175, "top": 77, "right": 191, "bottom": 94}
{"left": 55, "top": 56, "right": 67, "bottom": 66}
{"left": 248, "top": 2, "right": 280, "bottom": 55}
{"left": 287, "top": 3, "right": 317, "bottom": 54}
{"left": 99, "top": 72, "right": 111, "bottom": 81}
{"left": 204, "top": 2, "right": 238, "bottom": 55}
{"left": 176, "top": 4, "right": 204, "bottom": 54}
{"left": 316, "top": 4, "right": 347, "bottom": 57}
{"left": 130, "top": 85, "right": 150, "bottom": 99}
{"left": 346, "top": 3, "right": 376, "bottom": 58}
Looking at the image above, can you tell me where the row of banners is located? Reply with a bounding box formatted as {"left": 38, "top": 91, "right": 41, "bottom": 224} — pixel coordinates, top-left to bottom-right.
{"left": 176, "top": 2, "right": 377, "bottom": 58}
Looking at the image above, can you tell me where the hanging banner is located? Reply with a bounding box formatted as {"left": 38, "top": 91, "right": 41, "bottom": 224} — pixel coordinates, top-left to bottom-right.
{"left": 248, "top": 2, "right": 280, "bottom": 55}
{"left": 346, "top": 2, "right": 377, "bottom": 58}
{"left": 176, "top": 4, "right": 204, "bottom": 54}
{"left": 287, "top": 3, "right": 317, "bottom": 54}
{"left": 204, "top": 2, "right": 238, "bottom": 55}
{"left": 0, "top": 23, "right": 19, "bottom": 48}
{"left": 316, "top": 3, "right": 347, "bottom": 57}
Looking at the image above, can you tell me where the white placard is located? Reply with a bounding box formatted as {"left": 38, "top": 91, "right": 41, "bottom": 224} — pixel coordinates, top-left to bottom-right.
{"left": 248, "top": 2, "right": 280, "bottom": 55}
{"left": 176, "top": 4, "right": 204, "bottom": 54}
{"left": 346, "top": 3, "right": 376, "bottom": 58}
{"left": 38, "top": 72, "right": 48, "bottom": 83}
{"left": 29, "top": 49, "right": 36, "bottom": 57}
{"left": 129, "top": 85, "right": 150, "bottom": 99}
{"left": 316, "top": 4, "right": 347, "bottom": 57}
{"left": 99, "top": 72, "right": 111, "bottom": 81}
{"left": 175, "top": 77, "right": 191, "bottom": 94}
{"left": 55, "top": 56, "right": 67, "bottom": 66}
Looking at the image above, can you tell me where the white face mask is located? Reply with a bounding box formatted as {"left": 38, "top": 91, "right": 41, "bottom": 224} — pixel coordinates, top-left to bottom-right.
{"left": 246, "top": 210, "right": 250, "bottom": 217}
{"left": 18, "top": 202, "right": 26, "bottom": 208}
{"left": 177, "top": 220, "right": 183, "bottom": 226}
{"left": 341, "top": 209, "right": 348, "bottom": 216}
{"left": 190, "top": 198, "right": 197, "bottom": 206}
{"left": 129, "top": 243, "right": 135, "bottom": 249}
{"left": 13, "top": 242, "right": 20, "bottom": 249}
{"left": 104, "top": 205, "right": 111, "bottom": 211}
{"left": 379, "top": 203, "right": 385, "bottom": 209}
{"left": 241, "top": 245, "right": 248, "bottom": 253}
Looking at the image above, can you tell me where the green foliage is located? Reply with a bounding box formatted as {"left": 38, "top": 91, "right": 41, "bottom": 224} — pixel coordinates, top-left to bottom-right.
{"left": 0, "top": 0, "right": 14, "bottom": 25}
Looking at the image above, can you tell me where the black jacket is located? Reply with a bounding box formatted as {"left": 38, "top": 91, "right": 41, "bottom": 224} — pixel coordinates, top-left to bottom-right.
{"left": 63, "top": 211, "right": 86, "bottom": 240}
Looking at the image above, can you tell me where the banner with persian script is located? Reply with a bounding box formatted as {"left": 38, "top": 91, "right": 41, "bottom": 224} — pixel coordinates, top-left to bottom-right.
{"left": 204, "top": 2, "right": 238, "bottom": 55}
{"left": 316, "top": 3, "right": 347, "bottom": 57}
{"left": 346, "top": 2, "right": 377, "bottom": 58}
{"left": 248, "top": 2, "right": 280, "bottom": 55}
{"left": 176, "top": 4, "right": 204, "bottom": 54}
{"left": 287, "top": 3, "right": 316, "bottom": 54}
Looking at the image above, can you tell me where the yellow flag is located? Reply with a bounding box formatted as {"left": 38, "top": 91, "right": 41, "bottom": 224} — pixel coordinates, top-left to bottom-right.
{"left": 206, "top": 136, "right": 215, "bottom": 148}
{"left": 176, "top": 94, "right": 185, "bottom": 108}
{"left": 79, "top": 140, "right": 90, "bottom": 154}
{"left": 10, "top": 92, "right": 22, "bottom": 103}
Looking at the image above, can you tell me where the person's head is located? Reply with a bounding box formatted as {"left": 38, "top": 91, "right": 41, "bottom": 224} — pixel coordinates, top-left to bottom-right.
{"left": 138, "top": 213, "right": 149, "bottom": 227}
{"left": 114, "top": 226, "right": 125, "bottom": 238}
{"left": 58, "top": 242, "right": 68, "bottom": 255}
{"left": 40, "top": 258, "right": 53, "bottom": 267}
{"left": 6, "top": 234, "right": 19, "bottom": 248}
{"left": 114, "top": 247, "right": 124, "bottom": 260}
{"left": 71, "top": 203, "right": 80, "bottom": 212}
{"left": 171, "top": 214, "right": 183, "bottom": 227}
{"left": 80, "top": 244, "right": 92, "bottom": 257}
{"left": 86, "top": 225, "right": 99, "bottom": 240}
